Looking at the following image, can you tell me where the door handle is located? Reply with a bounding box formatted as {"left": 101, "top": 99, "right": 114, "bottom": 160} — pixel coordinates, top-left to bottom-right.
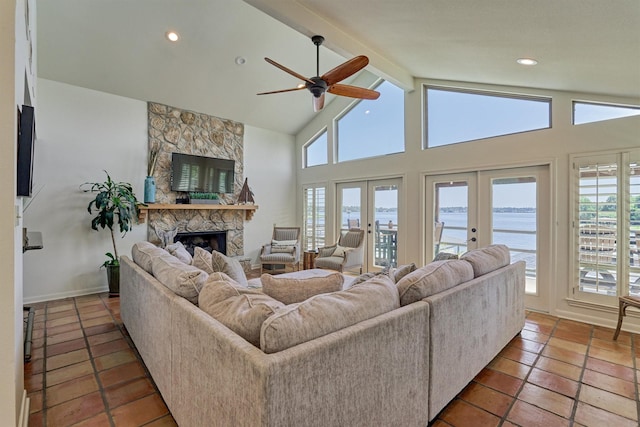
{"left": 468, "top": 237, "right": 477, "bottom": 242}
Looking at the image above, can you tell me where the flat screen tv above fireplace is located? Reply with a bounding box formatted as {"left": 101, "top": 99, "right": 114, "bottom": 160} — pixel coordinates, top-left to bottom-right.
{"left": 170, "top": 153, "right": 235, "bottom": 193}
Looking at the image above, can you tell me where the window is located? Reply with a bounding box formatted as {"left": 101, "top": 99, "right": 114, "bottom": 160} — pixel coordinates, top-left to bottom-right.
{"left": 425, "top": 87, "right": 551, "bottom": 148}
{"left": 303, "top": 185, "right": 326, "bottom": 251}
{"left": 304, "top": 129, "right": 328, "bottom": 167}
{"left": 336, "top": 80, "right": 404, "bottom": 162}
{"left": 573, "top": 101, "right": 640, "bottom": 125}
{"left": 573, "top": 150, "right": 640, "bottom": 302}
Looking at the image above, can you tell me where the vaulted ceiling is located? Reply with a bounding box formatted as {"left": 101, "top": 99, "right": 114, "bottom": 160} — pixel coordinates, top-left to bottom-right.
{"left": 37, "top": 0, "right": 640, "bottom": 135}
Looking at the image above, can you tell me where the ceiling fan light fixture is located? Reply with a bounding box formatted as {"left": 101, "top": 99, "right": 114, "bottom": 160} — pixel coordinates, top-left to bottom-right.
{"left": 165, "top": 31, "right": 179, "bottom": 42}
{"left": 517, "top": 58, "right": 538, "bottom": 66}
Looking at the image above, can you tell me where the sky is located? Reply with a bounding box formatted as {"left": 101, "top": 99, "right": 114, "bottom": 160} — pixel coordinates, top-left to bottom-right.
{"left": 312, "top": 84, "right": 637, "bottom": 209}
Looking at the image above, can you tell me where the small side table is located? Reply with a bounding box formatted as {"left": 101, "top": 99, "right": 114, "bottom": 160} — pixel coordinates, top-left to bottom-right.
{"left": 303, "top": 250, "right": 318, "bottom": 270}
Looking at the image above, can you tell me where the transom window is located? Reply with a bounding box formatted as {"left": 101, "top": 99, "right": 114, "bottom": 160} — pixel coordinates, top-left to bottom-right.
{"left": 425, "top": 87, "right": 551, "bottom": 148}
{"left": 336, "top": 80, "right": 404, "bottom": 162}
{"left": 573, "top": 101, "right": 640, "bottom": 125}
{"left": 304, "top": 129, "right": 328, "bottom": 168}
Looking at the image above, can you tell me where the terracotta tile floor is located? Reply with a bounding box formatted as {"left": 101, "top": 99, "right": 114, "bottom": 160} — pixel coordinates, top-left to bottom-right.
{"left": 24, "top": 295, "right": 640, "bottom": 426}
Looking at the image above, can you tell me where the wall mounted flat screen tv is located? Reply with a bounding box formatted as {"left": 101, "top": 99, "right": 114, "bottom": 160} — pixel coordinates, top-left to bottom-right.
{"left": 170, "top": 153, "right": 235, "bottom": 193}
{"left": 17, "top": 105, "right": 35, "bottom": 197}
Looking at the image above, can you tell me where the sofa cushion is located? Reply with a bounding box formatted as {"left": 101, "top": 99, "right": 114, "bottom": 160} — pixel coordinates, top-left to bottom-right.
{"left": 211, "top": 250, "right": 248, "bottom": 286}
{"left": 131, "top": 241, "right": 166, "bottom": 274}
{"left": 199, "top": 274, "right": 284, "bottom": 347}
{"left": 396, "top": 260, "right": 474, "bottom": 306}
{"left": 261, "top": 272, "right": 343, "bottom": 304}
{"left": 460, "top": 244, "right": 511, "bottom": 277}
{"left": 166, "top": 241, "right": 193, "bottom": 264}
{"left": 192, "top": 246, "right": 215, "bottom": 274}
{"left": 151, "top": 252, "right": 209, "bottom": 304}
{"left": 260, "top": 274, "right": 400, "bottom": 353}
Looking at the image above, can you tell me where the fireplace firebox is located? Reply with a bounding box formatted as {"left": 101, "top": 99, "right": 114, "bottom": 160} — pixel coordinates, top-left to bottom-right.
{"left": 174, "top": 231, "right": 226, "bottom": 256}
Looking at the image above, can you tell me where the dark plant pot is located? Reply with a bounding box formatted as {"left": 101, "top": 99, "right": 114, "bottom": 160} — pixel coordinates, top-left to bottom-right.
{"left": 106, "top": 264, "right": 120, "bottom": 296}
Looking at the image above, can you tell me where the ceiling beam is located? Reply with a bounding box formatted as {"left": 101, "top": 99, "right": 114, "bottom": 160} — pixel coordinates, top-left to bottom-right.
{"left": 244, "top": 0, "right": 415, "bottom": 92}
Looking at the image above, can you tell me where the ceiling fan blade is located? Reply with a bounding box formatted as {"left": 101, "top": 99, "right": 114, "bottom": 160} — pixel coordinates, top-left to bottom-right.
{"left": 257, "top": 86, "right": 306, "bottom": 95}
{"left": 265, "top": 58, "right": 315, "bottom": 85}
{"left": 321, "top": 55, "right": 369, "bottom": 86}
{"left": 313, "top": 94, "right": 325, "bottom": 112}
{"left": 328, "top": 84, "right": 380, "bottom": 100}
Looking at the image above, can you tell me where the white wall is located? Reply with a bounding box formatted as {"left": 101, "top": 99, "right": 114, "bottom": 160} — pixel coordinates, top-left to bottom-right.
{"left": 1, "top": 1, "right": 20, "bottom": 422}
{"left": 3, "top": 0, "right": 37, "bottom": 422}
{"left": 23, "top": 79, "right": 297, "bottom": 302}
{"left": 295, "top": 78, "right": 640, "bottom": 331}
{"left": 23, "top": 79, "right": 148, "bottom": 302}
{"left": 243, "top": 125, "right": 297, "bottom": 266}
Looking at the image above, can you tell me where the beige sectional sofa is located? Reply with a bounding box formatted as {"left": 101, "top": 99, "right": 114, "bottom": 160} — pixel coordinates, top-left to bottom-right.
{"left": 121, "top": 243, "right": 525, "bottom": 426}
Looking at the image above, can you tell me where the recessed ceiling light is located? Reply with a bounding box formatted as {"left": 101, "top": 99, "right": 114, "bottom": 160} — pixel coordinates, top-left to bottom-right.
{"left": 166, "top": 31, "right": 179, "bottom": 42}
{"left": 235, "top": 56, "right": 246, "bottom": 65}
{"left": 517, "top": 58, "right": 538, "bottom": 66}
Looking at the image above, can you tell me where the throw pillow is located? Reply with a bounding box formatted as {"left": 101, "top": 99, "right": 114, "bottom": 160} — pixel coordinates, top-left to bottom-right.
{"left": 192, "top": 246, "right": 214, "bottom": 274}
{"left": 199, "top": 275, "right": 284, "bottom": 347}
{"left": 433, "top": 252, "right": 459, "bottom": 262}
{"left": 211, "top": 250, "right": 248, "bottom": 287}
{"left": 396, "top": 260, "right": 474, "bottom": 306}
{"left": 151, "top": 252, "right": 208, "bottom": 304}
{"left": 332, "top": 244, "right": 348, "bottom": 258}
{"left": 131, "top": 241, "right": 166, "bottom": 274}
{"left": 260, "top": 274, "right": 400, "bottom": 354}
{"left": 261, "top": 273, "right": 344, "bottom": 304}
{"left": 350, "top": 265, "right": 391, "bottom": 286}
{"left": 460, "top": 244, "right": 511, "bottom": 277}
{"left": 271, "top": 241, "right": 295, "bottom": 254}
{"left": 166, "top": 241, "right": 193, "bottom": 264}
{"left": 390, "top": 263, "right": 417, "bottom": 283}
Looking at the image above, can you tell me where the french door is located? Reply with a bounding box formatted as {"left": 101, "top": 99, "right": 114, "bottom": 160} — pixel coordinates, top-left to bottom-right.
{"left": 426, "top": 166, "right": 551, "bottom": 311}
{"left": 337, "top": 178, "right": 402, "bottom": 272}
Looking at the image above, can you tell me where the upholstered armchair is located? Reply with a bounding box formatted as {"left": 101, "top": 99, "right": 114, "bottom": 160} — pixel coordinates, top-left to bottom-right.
{"left": 260, "top": 227, "right": 301, "bottom": 274}
{"left": 315, "top": 228, "right": 365, "bottom": 274}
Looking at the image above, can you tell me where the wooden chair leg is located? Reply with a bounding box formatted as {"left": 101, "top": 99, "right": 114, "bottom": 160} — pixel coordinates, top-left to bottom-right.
{"left": 613, "top": 298, "right": 626, "bottom": 340}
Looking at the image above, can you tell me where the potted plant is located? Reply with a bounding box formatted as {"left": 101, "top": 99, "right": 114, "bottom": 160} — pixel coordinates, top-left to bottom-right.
{"left": 82, "top": 171, "right": 143, "bottom": 296}
{"left": 189, "top": 192, "right": 220, "bottom": 205}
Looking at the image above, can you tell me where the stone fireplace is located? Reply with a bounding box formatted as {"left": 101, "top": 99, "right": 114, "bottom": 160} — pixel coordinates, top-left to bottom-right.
{"left": 146, "top": 102, "right": 247, "bottom": 257}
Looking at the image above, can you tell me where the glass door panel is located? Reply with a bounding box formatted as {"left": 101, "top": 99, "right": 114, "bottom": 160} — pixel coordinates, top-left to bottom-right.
{"left": 371, "top": 181, "right": 400, "bottom": 269}
{"left": 490, "top": 177, "right": 538, "bottom": 295}
{"left": 434, "top": 180, "right": 473, "bottom": 256}
{"left": 339, "top": 186, "right": 363, "bottom": 232}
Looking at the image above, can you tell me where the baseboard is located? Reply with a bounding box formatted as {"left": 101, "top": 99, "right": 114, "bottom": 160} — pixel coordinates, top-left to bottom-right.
{"left": 23, "top": 285, "right": 108, "bottom": 304}
{"left": 555, "top": 307, "right": 640, "bottom": 335}
{"left": 18, "top": 390, "right": 29, "bottom": 427}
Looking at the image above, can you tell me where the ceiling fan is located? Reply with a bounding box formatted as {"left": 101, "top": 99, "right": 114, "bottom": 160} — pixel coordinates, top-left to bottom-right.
{"left": 257, "top": 35, "right": 380, "bottom": 112}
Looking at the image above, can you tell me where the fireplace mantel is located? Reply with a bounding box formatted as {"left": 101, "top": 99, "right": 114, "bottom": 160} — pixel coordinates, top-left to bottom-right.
{"left": 138, "top": 204, "right": 258, "bottom": 222}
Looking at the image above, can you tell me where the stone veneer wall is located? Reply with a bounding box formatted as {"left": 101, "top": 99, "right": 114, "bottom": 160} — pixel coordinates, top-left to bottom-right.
{"left": 147, "top": 102, "right": 245, "bottom": 256}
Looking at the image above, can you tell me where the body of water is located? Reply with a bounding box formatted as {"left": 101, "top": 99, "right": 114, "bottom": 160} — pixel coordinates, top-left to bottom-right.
{"left": 345, "top": 211, "right": 537, "bottom": 251}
